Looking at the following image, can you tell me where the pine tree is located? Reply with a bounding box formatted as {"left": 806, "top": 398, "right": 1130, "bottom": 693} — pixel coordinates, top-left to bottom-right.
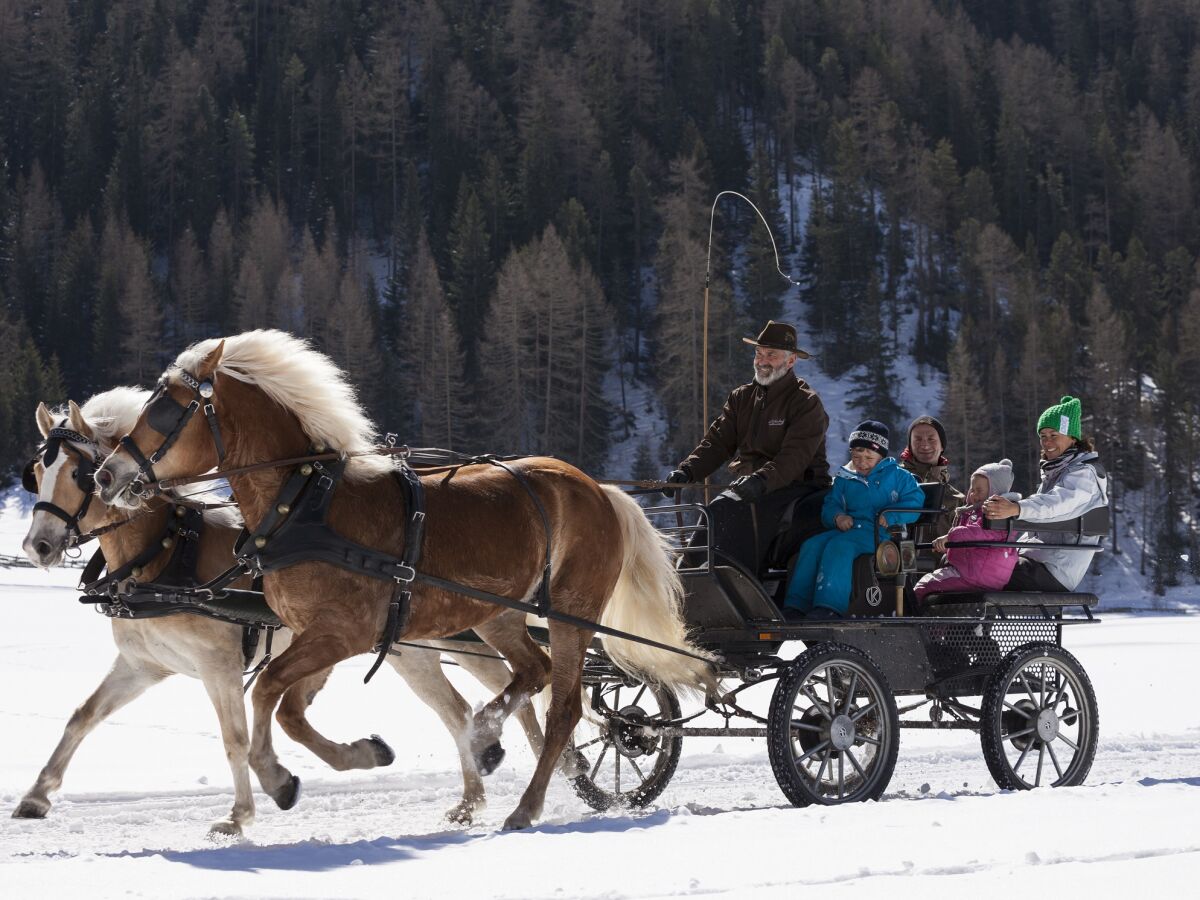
{"left": 941, "top": 329, "right": 990, "bottom": 488}
{"left": 445, "top": 178, "right": 493, "bottom": 380}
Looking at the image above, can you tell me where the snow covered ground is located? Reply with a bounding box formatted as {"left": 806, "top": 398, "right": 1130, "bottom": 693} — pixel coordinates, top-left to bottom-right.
{"left": 1, "top": 499, "right": 1199, "bottom": 898}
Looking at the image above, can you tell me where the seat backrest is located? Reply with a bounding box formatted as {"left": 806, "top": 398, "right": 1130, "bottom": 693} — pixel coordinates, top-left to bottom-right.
{"left": 917, "top": 482, "right": 946, "bottom": 523}
{"left": 986, "top": 504, "right": 1110, "bottom": 538}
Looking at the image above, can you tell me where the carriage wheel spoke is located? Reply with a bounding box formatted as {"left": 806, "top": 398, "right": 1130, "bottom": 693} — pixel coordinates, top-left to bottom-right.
{"left": 1060, "top": 708, "right": 1080, "bottom": 725}
{"left": 1003, "top": 725, "right": 1037, "bottom": 741}
{"left": 850, "top": 701, "right": 877, "bottom": 723}
{"left": 801, "top": 685, "right": 833, "bottom": 721}
{"left": 1045, "top": 740, "right": 1064, "bottom": 780}
{"left": 814, "top": 748, "right": 831, "bottom": 788}
{"left": 589, "top": 743, "right": 609, "bottom": 781}
{"left": 1034, "top": 744, "right": 1046, "bottom": 787}
{"left": 1012, "top": 738, "right": 1033, "bottom": 774}
{"left": 790, "top": 720, "right": 824, "bottom": 733}
{"left": 1003, "top": 700, "right": 1035, "bottom": 719}
{"left": 1057, "top": 733, "right": 1079, "bottom": 751}
{"left": 1018, "top": 671, "right": 1038, "bottom": 705}
{"left": 573, "top": 736, "right": 605, "bottom": 751}
{"left": 845, "top": 747, "right": 866, "bottom": 780}
{"left": 842, "top": 672, "right": 859, "bottom": 716}
{"left": 614, "top": 750, "right": 621, "bottom": 794}
{"left": 837, "top": 753, "right": 845, "bottom": 799}
{"left": 795, "top": 739, "right": 831, "bottom": 764}
{"left": 856, "top": 734, "right": 882, "bottom": 747}
{"left": 627, "top": 755, "right": 647, "bottom": 783}
{"left": 631, "top": 684, "right": 647, "bottom": 707}
{"left": 1040, "top": 664, "right": 1048, "bottom": 708}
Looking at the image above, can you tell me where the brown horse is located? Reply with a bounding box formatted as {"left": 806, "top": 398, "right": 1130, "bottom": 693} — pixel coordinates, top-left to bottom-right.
{"left": 95, "top": 329, "right": 715, "bottom": 830}
{"left": 21, "top": 388, "right": 544, "bottom": 833}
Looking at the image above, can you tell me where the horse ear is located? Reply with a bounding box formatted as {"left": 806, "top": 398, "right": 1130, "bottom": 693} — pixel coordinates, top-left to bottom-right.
{"left": 35, "top": 402, "right": 54, "bottom": 438}
{"left": 196, "top": 340, "right": 225, "bottom": 380}
{"left": 67, "top": 400, "right": 95, "bottom": 440}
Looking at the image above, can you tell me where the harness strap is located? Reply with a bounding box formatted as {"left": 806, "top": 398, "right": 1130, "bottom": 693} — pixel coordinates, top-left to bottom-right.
{"left": 364, "top": 463, "right": 425, "bottom": 684}
{"left": 241, "top": 626, "right": 275, "bottom": 694}
{"left": 482, "top": 457, "right": 553, "bottom": 614}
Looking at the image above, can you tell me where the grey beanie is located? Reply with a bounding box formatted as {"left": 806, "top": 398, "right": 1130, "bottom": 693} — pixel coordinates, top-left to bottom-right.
{"left": 973, "top": 458, "right": 1014, "bottom": 497}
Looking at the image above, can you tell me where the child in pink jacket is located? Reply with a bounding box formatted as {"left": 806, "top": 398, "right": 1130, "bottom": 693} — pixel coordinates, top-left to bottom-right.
{"left": 914, "top": 459, "right": 1022, "bottom": 600}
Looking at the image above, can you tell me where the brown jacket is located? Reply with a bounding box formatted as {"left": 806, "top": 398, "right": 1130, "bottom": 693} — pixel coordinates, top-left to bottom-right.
{"left": 680, "top": 374, "right": 829, "bottom": 493}
{"left": 898, "top": 450, "right": 965, "bottom": 537}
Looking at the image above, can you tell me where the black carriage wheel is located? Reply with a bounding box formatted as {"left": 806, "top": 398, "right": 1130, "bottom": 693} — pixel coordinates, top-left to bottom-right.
{"left": 568, "top": 679, "right": 682, "bottom": 812}
{"left": 980, "top": 642, "right": 1099, "bottom": 790}
{"left": 767, "top": 643, "right": 900, "bottom": 807}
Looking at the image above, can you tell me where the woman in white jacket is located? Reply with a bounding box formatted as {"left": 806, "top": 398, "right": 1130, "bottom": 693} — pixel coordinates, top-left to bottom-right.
{"left": 982, "top": 396, "right": 1108, "bottom": 592}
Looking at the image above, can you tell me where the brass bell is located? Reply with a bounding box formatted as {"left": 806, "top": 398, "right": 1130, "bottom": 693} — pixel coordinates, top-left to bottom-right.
{"left": 161, "top": 537, "right": 174, "bottom": 549}
{"left": 300, "top": 464, "right": 313, "bottom": 476}
{"left": 277, "top": 503, "right": 291, "bottom": 516}
{"left": 254, "top": 535, "right": 268, "bottom": 549}
{"left": 175, "top": 506, "right": 186, "bottom": 517}
{"left": 131, "top": 566, "right": 143, "bottom": 578}
{"left": 313, "top": 442, "right": 326, "bottom": 453}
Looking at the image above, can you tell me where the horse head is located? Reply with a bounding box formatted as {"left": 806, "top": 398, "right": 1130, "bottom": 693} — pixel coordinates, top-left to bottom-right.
{"left": 95, "top": 341, "right": 226, "bottom": 507}
{"left": 22, "top": 400, "right": 108, "bottom": 568}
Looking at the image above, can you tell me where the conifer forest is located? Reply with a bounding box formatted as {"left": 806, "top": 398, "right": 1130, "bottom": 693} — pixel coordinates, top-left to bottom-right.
{"left": 1, "top": 1, "right": 1198, "bottom": 592}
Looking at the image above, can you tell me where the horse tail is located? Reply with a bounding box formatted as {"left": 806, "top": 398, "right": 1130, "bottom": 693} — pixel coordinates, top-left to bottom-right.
{"left": 598, "top": 486, "right": 719, "bottom": 699}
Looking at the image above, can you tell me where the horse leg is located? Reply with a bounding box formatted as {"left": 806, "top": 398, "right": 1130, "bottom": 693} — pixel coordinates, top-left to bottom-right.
{"left": 248, "top": 626, "right": 359, "bottom": 810}
{"left": 13, "top": 655, "right": 166, "bottom": 819}
{"left": 470, "top": 611, "right": 552, "bottom": 776}
{"left": 275, "top": 668, "right": 395, "bottom": 771}
{"left": 198, "top": 667, "right": 257, "bottom": 836}
{"left": 386, "top": 646, "right": 486, "bottom": 825}
{"left": 454, "top": 648, "right": 545, "bottom": 760}
{"left": 503, "top": 619, "right": 589, "bottom": 830}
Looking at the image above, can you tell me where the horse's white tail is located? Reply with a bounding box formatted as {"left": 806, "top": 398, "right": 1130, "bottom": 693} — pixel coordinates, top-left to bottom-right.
{"left": 598, "top": 486, "right": 718, "bottom": 698}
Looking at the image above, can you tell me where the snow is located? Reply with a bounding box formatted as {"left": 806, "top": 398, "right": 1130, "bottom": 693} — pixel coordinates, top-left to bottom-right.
{"left": 1, "top": 499, "right": 1199, "bottom": 897}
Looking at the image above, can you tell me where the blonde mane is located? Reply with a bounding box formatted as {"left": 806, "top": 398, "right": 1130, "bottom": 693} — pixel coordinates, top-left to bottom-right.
{"left": 175, "top": 330, "right": 390, "bottom": 481}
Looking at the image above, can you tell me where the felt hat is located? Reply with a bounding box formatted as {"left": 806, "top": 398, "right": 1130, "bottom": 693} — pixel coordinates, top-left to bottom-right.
{"left": 742, "top": 320, "right": 810, "bottom": 358}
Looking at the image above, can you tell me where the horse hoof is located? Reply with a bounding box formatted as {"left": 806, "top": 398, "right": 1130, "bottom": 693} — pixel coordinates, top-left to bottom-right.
{"left": 273, "top": 776, "right": 302, "bottom": 811}
{"left": 368, "top": 734, "right": 395, "bottom": 767}
{"left": 12, "top": 798, "right": 49, "bottom": 819}
{"left": 560, "top": 749, "right": 589, "bottom": 779}
{"left": 444, "top": 803, "right": 477, "bottom": 826}
{"left": 502, "top": 811, "right": 532, "bottom": 831}
{"left": 207, "top": 819, "right": 243, "bottom": 838}
{"left": 476, "top": 742, "right": 506, "bottom": 776}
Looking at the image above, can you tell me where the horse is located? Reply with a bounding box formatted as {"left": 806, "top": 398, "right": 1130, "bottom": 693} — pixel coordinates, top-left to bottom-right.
{"left": 94, "top": 329, "right": 716, "bottom": 830}
{"left": 19, "top": 388, "right": 544, "bottom": 833}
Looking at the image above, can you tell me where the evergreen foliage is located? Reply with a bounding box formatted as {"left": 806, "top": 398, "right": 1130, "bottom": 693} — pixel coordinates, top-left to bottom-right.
{"left": 0, "top": 0, "right": 1196, "bottom": 590}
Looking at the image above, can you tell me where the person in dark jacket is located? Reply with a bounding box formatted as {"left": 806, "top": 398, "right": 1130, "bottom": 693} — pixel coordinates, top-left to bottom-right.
{"left": 664, "top": 320, "right": 830, "bottom": 572}
{"left": 897, "top": 415, "right": 965, "bottom": 539}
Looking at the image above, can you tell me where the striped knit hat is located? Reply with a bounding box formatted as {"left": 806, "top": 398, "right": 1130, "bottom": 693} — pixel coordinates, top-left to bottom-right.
{"left": 1037, "top": 396, "right": 1082, "bottom": 439}
{"left": 849, "top": 420, "right": 890, "bottom": 456}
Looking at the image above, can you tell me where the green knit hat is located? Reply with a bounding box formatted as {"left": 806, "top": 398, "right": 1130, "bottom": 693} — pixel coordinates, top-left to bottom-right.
{"left": 1037, "top": 395, "right": 1082, "bottom": 439}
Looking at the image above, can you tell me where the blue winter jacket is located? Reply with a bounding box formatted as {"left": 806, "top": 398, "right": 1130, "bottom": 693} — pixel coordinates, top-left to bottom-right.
{"left": 821, "top": 457, "right": 926, "bottom": 537}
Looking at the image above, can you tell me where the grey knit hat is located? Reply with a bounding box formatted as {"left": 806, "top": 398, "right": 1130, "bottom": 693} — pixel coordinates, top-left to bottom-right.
{"left": 973, "top": 458, "right": 1014, "bottom": 496}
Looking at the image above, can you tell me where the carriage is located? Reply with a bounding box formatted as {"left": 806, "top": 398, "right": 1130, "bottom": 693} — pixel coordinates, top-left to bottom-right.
{"left": 564, "top": 484, "right": 1106, "bottom": 810}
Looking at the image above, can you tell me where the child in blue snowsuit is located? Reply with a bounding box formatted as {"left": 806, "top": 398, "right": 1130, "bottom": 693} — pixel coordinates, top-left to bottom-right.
{"left": 783, "top": 420, "right": 925, "bottom": 618}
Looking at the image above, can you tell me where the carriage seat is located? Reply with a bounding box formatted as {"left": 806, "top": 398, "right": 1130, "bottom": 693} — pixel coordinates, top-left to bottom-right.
{"left": 983, "top": 504, "right": 1111, "bottom": 538}
{"left": 917, "top": 591, "right": 1099, "bottom": 618}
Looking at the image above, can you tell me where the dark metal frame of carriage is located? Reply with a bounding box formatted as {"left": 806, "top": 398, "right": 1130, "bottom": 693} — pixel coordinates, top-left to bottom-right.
{"left": 566, "top": 489, "right": 1106, "bottom": 812}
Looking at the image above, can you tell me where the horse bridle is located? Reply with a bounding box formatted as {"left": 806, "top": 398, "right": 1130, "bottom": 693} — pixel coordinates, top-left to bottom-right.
{"left": 24, "top": 425, "right": 102, "bottom": 542}
{"left": 120, "top": 367, "right": 227, "bottom": 495}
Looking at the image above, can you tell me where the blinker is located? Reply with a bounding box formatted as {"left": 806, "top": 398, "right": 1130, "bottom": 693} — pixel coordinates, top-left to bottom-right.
{"left": 21, "top": 459, "right": 39, "bottom": 494}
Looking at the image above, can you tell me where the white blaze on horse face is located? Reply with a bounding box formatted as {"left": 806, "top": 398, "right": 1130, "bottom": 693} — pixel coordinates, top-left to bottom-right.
{"left": 22, "top": 453, "right": 69, "bottom": 568}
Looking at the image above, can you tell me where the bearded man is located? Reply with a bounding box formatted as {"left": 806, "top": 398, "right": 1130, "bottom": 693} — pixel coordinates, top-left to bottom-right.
{"left": 664, "top": 321, "right": 830, "bottom": 573}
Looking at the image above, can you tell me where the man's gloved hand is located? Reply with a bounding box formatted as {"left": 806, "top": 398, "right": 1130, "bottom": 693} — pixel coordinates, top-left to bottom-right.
{"left": 728, "top": 474, "right": 767, "bottom": 501}
{"left": 662, "top": 467, "right": 691, "bottom": 498}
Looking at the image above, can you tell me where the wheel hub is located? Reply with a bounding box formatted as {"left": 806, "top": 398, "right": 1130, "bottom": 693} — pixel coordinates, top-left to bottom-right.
{"left": 611, "top": 705, "right": 657, "bottom": 758}
{"left": 1035, "top": 707, "right": 1060, "bottom": 742}
{"left": 828, "top": 714, "right": 856, "bottom": 751}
